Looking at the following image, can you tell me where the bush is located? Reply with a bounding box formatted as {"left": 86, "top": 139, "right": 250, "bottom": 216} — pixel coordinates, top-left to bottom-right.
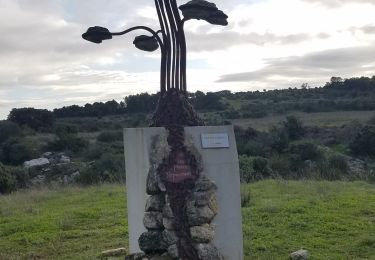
{"left": 270, "top": 126, "right": 289, "bottom": 152}
{"left": 0, "top": 163, "right": 16, "bottom": 194}
{"left": 289, "top": 141, "right": 322, "bottom": 161}
{"left": 77, "top": 153, "right": 125, "bottom": 185}
{"left": 270, "top": 156, "right": 291, "bottom": 178}
{"left": 328, "top": 154, "right": 349, "bottom": 174}
{"left": 239, "top": 155, "right": 255, "bottom": 183}
{"left": 350, "top": 126, "right": 375, "bottom": 156}
{"left": 8, "top": 108, "right": 55, "bottom": 130}
{"left": 0, "top": 138, "right": 33, "bottom": 166}
{"left": 222, "top": 108, "right": 241, "bottom": 119}
{"left": 97, "top": 131, "right": 123, "bottom": 143}
{"left": 316, "top": 159, "right": 342, "bottom": 181}
{"left": 252, "top": 156, "right": 272, "bottom": 178}
{"left": 0, "top": 120, "right": 21, "bottom": 143}
{"left": 283, "top": 115, "right": 304, "bottom": 140}
{"left": 48, "top": 125, "right": 88, "bottom": 153}
{"left": 241, "top": 187, "right": 251, "bottom": 207}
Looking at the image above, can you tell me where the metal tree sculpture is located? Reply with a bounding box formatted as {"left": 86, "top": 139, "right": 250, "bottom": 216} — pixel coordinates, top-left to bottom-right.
{"left": 83, "top": 0, "right": 228, "bottom": 126}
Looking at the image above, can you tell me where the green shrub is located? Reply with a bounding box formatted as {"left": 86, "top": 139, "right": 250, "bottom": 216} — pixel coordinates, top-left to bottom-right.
{"left": 328, "top": 154, "right": 349, "bottom": 174}
{"left": 48, "top": 125, "right": 88, "bottom": 153}
{"left": 222, "top": 108, "right": 241, "bottom": 119}
{"left": 350, "top": 126, "right": 375, "bottom": 156}
{"left": 289, "top": 141, "right": 322, "bottom": 161}
{"left": 241, "top": 187, "right": 251, "bottom": 207}
{"left": 283, "top": 115, "right": 304, "bottom": 140}
{"left": 8, "top": 107, "right": 55, "bottom": 130}
{"left": 0, "top": 138, "right": 33, "bottom": 166}
{"left": 0, "top": 120, "right": 21, "bottom": 143}
{"left": 316, "top": 159, "right": 342, "bottom": 181}
{"left": 77, "top": 153, "right": 125, "bottom": 185}
{"left": 270, "top": 126, "right": 289, "bottom": 152}
{"left": 0, "top": 163, "right": 16, "bottom": 194}
{"left": 270, "top": 156, "right": 291, "bottom": 178}
{"left": 97, "top": 131, "right": 123, "bottom": 143}
{"left": 252, "top": 156, "right": 272, "bottom": 178}
{"left": 239, "top": 155, "right": 255, "bottom": 183}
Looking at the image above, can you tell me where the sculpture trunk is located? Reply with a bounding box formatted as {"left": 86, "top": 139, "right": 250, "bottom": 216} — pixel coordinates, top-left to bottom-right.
{"left": 151, "top": 0, "right": 203, "bottom": 127}
{"left": 155, "top": 0, "right": 186, "bottom": 93}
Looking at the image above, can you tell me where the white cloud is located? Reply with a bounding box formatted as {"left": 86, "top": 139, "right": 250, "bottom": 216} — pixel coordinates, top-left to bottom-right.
{"left": 1, "top": 0, "right": 375, "bottom": 119}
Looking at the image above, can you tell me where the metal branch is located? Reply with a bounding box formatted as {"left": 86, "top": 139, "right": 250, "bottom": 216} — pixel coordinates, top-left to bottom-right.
{"left": 111, "top": 26, "right": 164, "bottom": 50}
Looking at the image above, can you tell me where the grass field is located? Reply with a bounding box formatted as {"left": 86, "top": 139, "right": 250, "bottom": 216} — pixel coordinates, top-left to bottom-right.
{"left": 230, "top": 111, "right": 374, "bottom": 131}
{"left": 0, "top": 181, "right": 374, "bottom": 259}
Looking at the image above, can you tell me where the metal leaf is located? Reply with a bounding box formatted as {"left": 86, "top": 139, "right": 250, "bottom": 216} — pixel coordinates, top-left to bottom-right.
{"left": 179, "top": 0, "right": 228, "bottom": 26}
{"left": 179, "top": 0, "right": 218, "bottom": 20}
{"left": 82, "top": 26, "right": 112, "bottom": 44}
{"left": 206, "top": 10, "right": 228, "bottom": 26}
{"left": 133, "top": 35, "right": 159, "bottom": 52}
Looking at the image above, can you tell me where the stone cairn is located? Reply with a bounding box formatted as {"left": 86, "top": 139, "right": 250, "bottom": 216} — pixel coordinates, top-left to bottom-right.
{"left": 132, "top": 127, "right": 222, "bottom": 259}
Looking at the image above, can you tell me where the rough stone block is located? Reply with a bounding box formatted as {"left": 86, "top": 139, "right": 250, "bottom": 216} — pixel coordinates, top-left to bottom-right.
{"left": 143, "top": 212, "right": 163, "bottom": 230}
{"left": 138, "top": 231, "right": 166, "bottom": 254}
{"left": 195, "top": 243, "right": 223, "bottom": 260}
{"left": 145, "top": 194, "right": 165, "bottom": 212}
{"left": 190, "top": 224, "right": 214, "bottom": 243}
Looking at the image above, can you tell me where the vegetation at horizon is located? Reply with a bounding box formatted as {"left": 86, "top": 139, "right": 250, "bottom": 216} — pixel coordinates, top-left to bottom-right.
{"left": 1, "top": 76, "right": 375, "bottom": 194}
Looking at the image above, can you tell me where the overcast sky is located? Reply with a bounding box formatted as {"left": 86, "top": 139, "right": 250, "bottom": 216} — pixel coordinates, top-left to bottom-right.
{"left": 1, "top": 0, "right": 375, "bottom": 119}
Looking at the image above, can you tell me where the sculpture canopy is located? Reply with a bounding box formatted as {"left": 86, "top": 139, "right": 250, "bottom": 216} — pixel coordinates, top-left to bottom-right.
{"left": 82, "top": 0, "right": 228, "bottom": 127}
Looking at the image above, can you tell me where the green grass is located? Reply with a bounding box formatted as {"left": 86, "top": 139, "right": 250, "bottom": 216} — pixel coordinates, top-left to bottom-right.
{"left": 0, "top": 185, "right": 128, "bottom": 259}
{"left": 242, "top": 180, "right": 375, "bottom": 260}
{"left": 231, "top": 111, "right": 374, "bottom": 131}
{"left": 1, "top": 181, "right": 374, "bottom": 259}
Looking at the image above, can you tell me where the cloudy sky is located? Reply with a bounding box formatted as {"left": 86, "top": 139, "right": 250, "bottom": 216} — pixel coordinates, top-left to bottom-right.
{"left": 1, "top": 0, "right": 375, "bottom": 119}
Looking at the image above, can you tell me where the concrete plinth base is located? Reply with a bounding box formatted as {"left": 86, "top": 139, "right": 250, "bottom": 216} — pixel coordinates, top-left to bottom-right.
{"left": 124, "top": 126, "right": 243, "bottom": 260}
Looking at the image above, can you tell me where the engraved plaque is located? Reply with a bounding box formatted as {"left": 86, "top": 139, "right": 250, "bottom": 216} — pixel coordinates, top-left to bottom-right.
{"left": 166, "top": 151, "right": 193, "bottom": 183}
{"left": 201, "top": 133, "right": 229, "bottom": 148}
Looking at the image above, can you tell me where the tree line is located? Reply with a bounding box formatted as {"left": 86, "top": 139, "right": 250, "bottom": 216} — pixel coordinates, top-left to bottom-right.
{"left": 5, "top": 76, "right": 375, "bottom": 130}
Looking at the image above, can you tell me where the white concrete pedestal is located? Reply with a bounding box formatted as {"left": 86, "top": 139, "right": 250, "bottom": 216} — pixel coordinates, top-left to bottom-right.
{"left": 124, "top": 126, "right": 243, "bottom": 260}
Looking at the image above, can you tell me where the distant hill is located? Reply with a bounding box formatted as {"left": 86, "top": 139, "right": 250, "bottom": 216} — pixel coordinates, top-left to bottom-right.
{"left": 46, "top": 76, "right": 375, "bottom": 120}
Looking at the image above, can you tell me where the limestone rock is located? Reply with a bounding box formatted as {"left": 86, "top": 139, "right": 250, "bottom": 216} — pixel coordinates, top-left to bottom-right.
{"left": 146, "top": 195, "right": 165, "bottom": 212}
{"left": 187, "top": 203, "right": 216, "bottom": 226}
{"left": 290, "top": 249, "right": 309, "bottom": 260}
{"left": 149, "top": 133, "right": 170, "bottom": 166}
{"left": 193, "top": 191, "right": 215, "bottom": 206}
{"left": 195, "top": 243, "right": 223, "bottom": 260}
{"left": 162, "top": 230, "right": 179, "bottom": 246}
{"left": 208, "top": 194, "right": 218, "bottom": 215}
{"left": 193, "top": 175, "right": 217, "bottom": 192}
{"left": 100, "top": 247, "right": 127, "bottom": 257}
{"left": 138, "top": 231, "right": 167, "bottom": 254}
{"left": 167, "top": 244, "right": 179, "bottom": 259}
{"left": 190, "top": 224, "right": 214, "bottom": 243}
{"left": 30, "top": 174, "right": 46, "bottom": 185}
{"left": 163, "top": 217, "right": 176, "bottom": 230}
{"left": 146, "top": 168, "right": 165, "bottom": 195}
{"left": 162, "top": 202, "right": 174, "bottom": 218}
{"left": 59, "top": 155, "right": 71, "bottom": 164}
{"left": 24, "top": 158, "right": 50, "bottom": 168}
{"left": 143, "top": 212, "right": 163, "bottom": 230}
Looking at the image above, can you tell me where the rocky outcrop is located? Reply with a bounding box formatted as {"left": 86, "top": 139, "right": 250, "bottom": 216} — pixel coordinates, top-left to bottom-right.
{"left": 24, "top": 152, "right": 80, "bottom": 186}
{"left": 24, "top": 158, "right": 50, "bottom": 168}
